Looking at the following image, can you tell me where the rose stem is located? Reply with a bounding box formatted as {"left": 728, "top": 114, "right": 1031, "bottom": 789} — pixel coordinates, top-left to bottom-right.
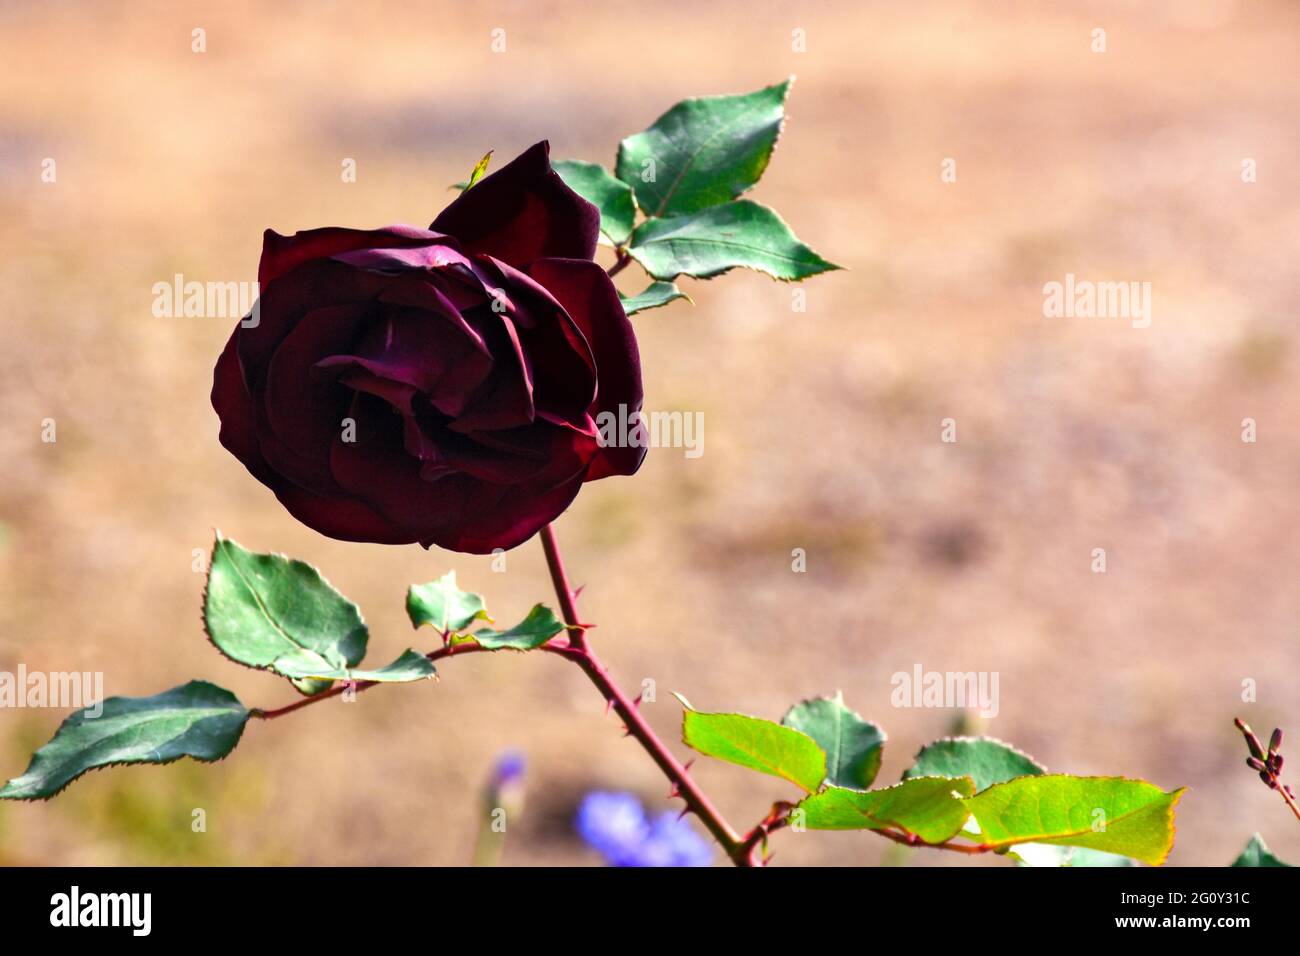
{"left": 538, "top": 523, "right": 1012, "bottom": 865}
{"left": 536, "top": 522, "right": 752, "bottom": 864}
{"left": 606, "top": 249, "right": 631, "bottom": 278}
{"left": 1279, "top": 786, "right": 1300, "bottom": 823}
{"left": 249, "top": 527, "right": 1009, "bottom": 864}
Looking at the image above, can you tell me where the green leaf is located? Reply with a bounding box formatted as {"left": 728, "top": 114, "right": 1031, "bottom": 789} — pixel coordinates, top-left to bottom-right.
{"left": 962, "top": 775, "right": 1185, "bottom": 866}
{"left": 275, "top": 648, "right": 436, "bottom": 683}
{"left": 616, "top": 78, "right": 792, "bottom": 217}
{"left": 407, "top": 571, "right": 490, "bottom": 637}
{"left": 1231, "top": 833, "right": 1292, "bottom": 867}
{"left": 781, "top": 692, "right": 885, "bottom": 789}
{"left": 678, "top": 698, "right": 825, "bottom": 792}
{"left": 904, "top": 736, "right": 1045, "bottom": 793}
{"left": 619, "top": 281, "right": 691, "bottom": 316}
{"left": 203, "top": 534, "right": 368, "bottom": 686}
{"left": 466, "top": 149, "right": 493, "bottom": 189}
{"left": 0, "top": 681, "right": 250, "bottom": 800}
{"left": 467, "top": 604, "right": 565, "bottom": 651}
{"left": 628, "top": 201, "right": 840, "bottom": 282}
{"left": 797, "top": 777, "right": 976, "bottom": 843}
{"left": 554, "top": 159, "right": 637, "bottom": 246}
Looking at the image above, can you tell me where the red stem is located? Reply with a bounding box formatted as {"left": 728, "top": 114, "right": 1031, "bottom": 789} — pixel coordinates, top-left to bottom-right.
{"left": 537, "top": 524, "right": 750, "bottom": 864}
{"left": 538, "top": 523, "right": 587, "bottom": 652}
{"left": 607, "top": 249, "right": 631, "bottom": 278}
{"left": 873, "top": 829, "right": 994, "bottom": 854}
{"left": 250, "top": 527, "right": 1010, "bottom": 866}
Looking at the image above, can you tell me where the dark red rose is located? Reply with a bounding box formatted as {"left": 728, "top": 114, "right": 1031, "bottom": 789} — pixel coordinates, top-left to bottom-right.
{"left": 212, "top": 142, "right": 645, "bottom": 553}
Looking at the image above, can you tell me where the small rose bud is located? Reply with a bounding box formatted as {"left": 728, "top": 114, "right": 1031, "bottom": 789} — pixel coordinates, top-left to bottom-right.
{"left": 1268, "top": 728, "right": 1282, "bottom": 755}
{"left": 1237, "top": 718, "right": 1266, "bottom": 759}
{"left": 1270, "top": 754, "right": 1283, "bottom": 773}
{"left": 1259, "top": 771, "right": 1273, "bottom": 786}
{"left": 1247, "top": 756, "right": 1266, "bottom": 772}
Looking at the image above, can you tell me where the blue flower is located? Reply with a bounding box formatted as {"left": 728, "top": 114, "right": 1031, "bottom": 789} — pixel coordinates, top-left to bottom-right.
{"left": 575, "top": 791, "right": 713, "bottom": 867}
{"left": 490, "top": 750, "right": 527, "bottom": 788}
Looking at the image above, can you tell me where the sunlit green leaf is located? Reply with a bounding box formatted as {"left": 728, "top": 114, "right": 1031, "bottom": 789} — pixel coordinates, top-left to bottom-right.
{"left": 678, "top": 698, "right": 825, "bottom": 792}
{"left": 962, "top": 775, "right": 1184, "bottom": 866}
{"left": 797, "top": 777, "right": 976, "bottom": 843}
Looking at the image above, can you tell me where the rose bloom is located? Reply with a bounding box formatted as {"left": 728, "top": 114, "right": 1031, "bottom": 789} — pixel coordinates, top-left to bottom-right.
{"left": 212, "top": 143, "right": 644, "bottom": 553}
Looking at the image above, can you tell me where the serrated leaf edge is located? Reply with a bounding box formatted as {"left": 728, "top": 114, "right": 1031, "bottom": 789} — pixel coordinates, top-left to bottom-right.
{"left": 904, "top": 734, "right": 1046, "bottom": 782}
{"left": 781, "top": 690, "right": 887, "bottom": 790}
{"left": 616, "top": 76, "right": 796, "bottom": 217}
{"left": 0, "top": 680, "right": 250, "bottom": 802}
{"left": 962, "top": 774, "right": 1186, "bottom": 866}
{"left": 627, "top": 200, "right": 843, "bottom": 283}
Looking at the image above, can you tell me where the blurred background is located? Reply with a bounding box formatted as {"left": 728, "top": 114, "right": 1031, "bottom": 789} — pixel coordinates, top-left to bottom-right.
{"left": 0, "top": 0, "right": 1296, "bottom": 866}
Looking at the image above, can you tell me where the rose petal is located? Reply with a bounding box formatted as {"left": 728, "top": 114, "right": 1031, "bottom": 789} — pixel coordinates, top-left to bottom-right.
{"left": 430, "top": 142, "right": 599, "bottom": 268}
{"left": 332, "top": 241, "right": 473, "bottom": 274}
{"left": 259, "top": 225, "right": 452, "bottom": 287}
{"left": 328, "top": 392, "right": 506, "bottom": 542}
{"left": 268, "top": 482, "right": 414, "bottom": 545}
{"left": 524, "top": 258, "right": 646, "bottom": 479}
{"left": 425, "top": 475, "right": 586, "bottom": 553}
{"left": 212, "top": 333, "right": 411, "bottom": 543}
{"left": 447, "top": 309, "right": 535, "bottom": 433}
{"left": 263, "top": 302, "right": 373, "bottom": 458}
{"left": 239, "top": 259, "right": 388, "bottom": 384}
{"left": 437, "top": 419, "right": 597, "bottom": 486}
{"left": 478, "top": 255, "right": 597, "bottom": 429}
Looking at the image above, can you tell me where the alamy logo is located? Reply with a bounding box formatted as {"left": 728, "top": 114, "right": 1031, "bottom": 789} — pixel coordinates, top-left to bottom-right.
{"left": 0, "top": 666, "right": 103, "bottom": 717}
{"left": 595, "top": 404, "right": 704, "bottom": 459}
{"left": 1042, "top": 273, "right": 1151, "bottom": 328}
{"left": 890, "top": 665, "right": 999, "bottom": 718}
{"left": 50, "top": 886, "right": 151, "bottom": 936}
{"left": 152, "top": 274, "right": 260, "bottom": 326}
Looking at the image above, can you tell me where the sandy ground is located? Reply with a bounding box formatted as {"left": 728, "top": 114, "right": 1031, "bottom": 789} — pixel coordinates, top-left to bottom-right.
{"left": 0, "top": 0, "right": 1296, "bottom": 866}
